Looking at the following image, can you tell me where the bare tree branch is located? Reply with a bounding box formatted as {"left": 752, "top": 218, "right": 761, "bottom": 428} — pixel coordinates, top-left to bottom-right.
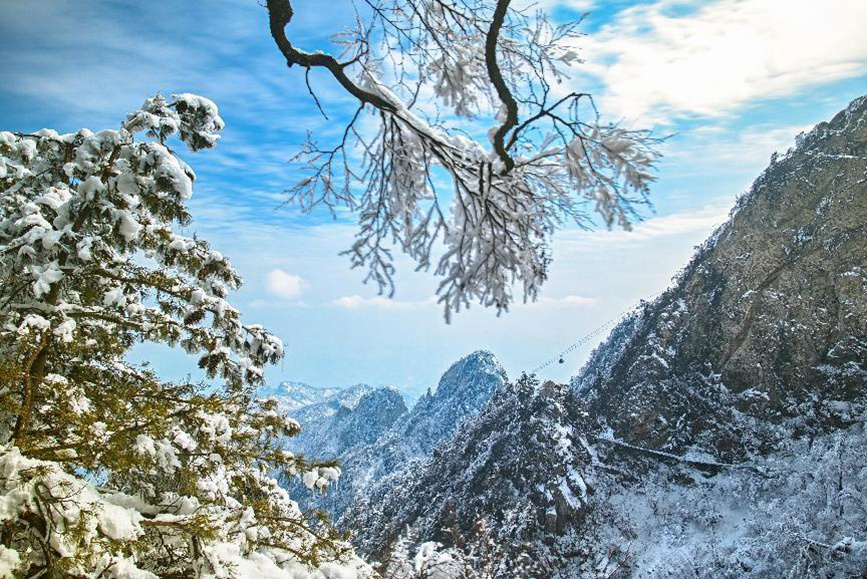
{"left": 485, "top": 0, "right": 519, "bottom": 172}
{"left": 266, "top": 0, "right": 397, "bottom": 112}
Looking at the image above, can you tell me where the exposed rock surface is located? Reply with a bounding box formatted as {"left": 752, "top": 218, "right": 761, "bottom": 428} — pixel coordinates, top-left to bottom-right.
{"left": 291, "top": 387, "right": 407, "bottom": 460}
{"left": 573, "top": 96, "right": 867, "bottom": 459}
{"left": 343, "top": 378, "right": 591, "bottom": 558}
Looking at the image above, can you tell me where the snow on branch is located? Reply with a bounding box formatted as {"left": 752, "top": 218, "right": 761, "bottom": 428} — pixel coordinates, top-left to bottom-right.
{"left": 0, "top": 95, "right": 370, "bottom": 578}
{"left": 266, "top": 0, "right": 661, "bottom": 321}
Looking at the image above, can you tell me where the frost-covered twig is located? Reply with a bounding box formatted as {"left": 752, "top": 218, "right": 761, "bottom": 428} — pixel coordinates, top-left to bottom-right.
{"left": 265, "top": 0, "right": 661, "bottom": 320}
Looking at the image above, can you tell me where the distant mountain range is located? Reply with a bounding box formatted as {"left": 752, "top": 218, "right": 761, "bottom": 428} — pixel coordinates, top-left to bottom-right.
{"left": 259, "top": 381, "right": 354, "bottom": 412}
{"left": 265, "top": 351, "right": 506, "bottom": 520}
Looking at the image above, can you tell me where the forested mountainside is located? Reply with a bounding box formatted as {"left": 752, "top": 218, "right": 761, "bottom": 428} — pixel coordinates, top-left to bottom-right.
{"left": 285, "top": 351, "right": 506, "bottom": 520}
{"left": 339, "top": 97, "right": 867, "bottom": 577}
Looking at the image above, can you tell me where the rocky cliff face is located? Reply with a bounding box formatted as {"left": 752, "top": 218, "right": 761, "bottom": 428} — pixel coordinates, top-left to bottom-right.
{"left": 290, "top": 387, "right": 407, "bottom": 460}
{"left": 574, "top": 95, "right": 867, "bottom": 460}
{"left": 341, "top": 97, "right": 867, "bottom": 578}
{"left": 343, "top": 377, "right": 591, "bottom": 560}
{"left": 378, "top": 350, "right": 507, "bottom": 462}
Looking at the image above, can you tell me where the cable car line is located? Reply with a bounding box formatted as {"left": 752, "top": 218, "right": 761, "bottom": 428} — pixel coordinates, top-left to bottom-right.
{"left": 530, "top": 292, "right": 662, "bottom": 375}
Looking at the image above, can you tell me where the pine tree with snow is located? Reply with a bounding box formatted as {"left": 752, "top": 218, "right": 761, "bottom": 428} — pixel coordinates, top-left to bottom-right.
{"left": 0, "top": 95, "right": 368, "bottom": 578}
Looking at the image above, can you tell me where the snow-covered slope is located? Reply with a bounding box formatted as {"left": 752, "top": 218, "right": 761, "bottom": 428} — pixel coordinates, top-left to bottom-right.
{"left": 374, "top": 350, "right": 506, "bottom": 462}
{"left": 343, "top": 377, "right": 591, "bottom": 562}
{"left": 259, "top": 381, "right": 348, "bottom": 411}
{"left": 291, "top": 386, "right": 407, "bottom": 460}
{"left": 288, "top": 384, "right": 377, "bottom": 428}
{"left": 259, "top": 381, "right": 383, "bottom": 465}
{"left": 571, "top": 96, "right": 867, "bottom": 460}
{"left": 340, "top": 96, "right": 867, "bottom": 578}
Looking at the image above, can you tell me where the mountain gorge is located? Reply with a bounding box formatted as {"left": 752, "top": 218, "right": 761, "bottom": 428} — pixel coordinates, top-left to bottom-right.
{"left": 285, "top": 97, "right": 867, "bottom": 578}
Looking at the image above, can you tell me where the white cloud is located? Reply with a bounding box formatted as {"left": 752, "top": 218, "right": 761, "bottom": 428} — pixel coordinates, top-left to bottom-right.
{"left": 556, "top": 295, "right": 597, "bottom": 306}
{"left": 557, "top": 202, "right": 731, "bottom": 251}
{"left": 332, "top": 295, "right": 437, "bottom": 311}
{"left": 532, "top": 294, "right": 598, "bottom": 308}
{"left": 579, "top": 0, "right": 867, "bottom": 122}
{"left": 266, "top": 269, "right": 308, "bottom": 299}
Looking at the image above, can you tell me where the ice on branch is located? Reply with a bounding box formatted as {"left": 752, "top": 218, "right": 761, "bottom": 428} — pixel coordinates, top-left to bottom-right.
{"left": 267, "top": 0, "right": 661, "bottom": 321}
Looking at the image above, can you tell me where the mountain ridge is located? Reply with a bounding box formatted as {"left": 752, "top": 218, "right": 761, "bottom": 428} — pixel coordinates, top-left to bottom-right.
{"left": 339, "top": 95, "right": 867, "bottom": 578}
{"left": 283, "top": 351, "right": 507, "bottom": 521}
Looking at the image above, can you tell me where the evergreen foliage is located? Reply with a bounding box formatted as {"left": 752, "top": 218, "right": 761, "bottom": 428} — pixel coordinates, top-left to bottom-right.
{"left": 0, "top": 95, "right": 368, "bottom": 579}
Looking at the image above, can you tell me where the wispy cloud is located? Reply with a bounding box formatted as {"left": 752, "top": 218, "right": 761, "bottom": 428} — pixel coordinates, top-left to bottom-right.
{"left": 664, "top": 122, "right": 812, "bottom": 166}
{"left": 530, "top": 295, "right": 598, "bottom": 308}
{"left": 332, "top": 295, "right": 438, "bottom": 311}
{"left": 557, "top": 202, "right": 731, "bottom": 251}
{"left": 547, "top": 294, "right": 597, "bottom": 306}
{"left": 578, "top": 0, "right": 867, "bottom": 122}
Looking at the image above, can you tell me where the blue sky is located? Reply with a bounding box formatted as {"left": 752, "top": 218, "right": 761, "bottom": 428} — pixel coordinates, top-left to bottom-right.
{"left": 2, "top": 0, "right": 866, "bottom": 397}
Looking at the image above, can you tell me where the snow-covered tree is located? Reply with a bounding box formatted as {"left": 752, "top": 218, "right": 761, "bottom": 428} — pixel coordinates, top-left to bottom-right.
{"left": 266, "top": 0, "right": 660, "bottom": 320}
{"left": 0, "top": 95, "right": 368, "bottom": 578}
{"left": 377, "top": 519, "right": 541, "bottom": 579}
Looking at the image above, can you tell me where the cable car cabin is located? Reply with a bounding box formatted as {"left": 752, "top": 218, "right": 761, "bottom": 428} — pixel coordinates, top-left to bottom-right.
{"left": 558, "top": 357, "right": 565, "bottom": 364}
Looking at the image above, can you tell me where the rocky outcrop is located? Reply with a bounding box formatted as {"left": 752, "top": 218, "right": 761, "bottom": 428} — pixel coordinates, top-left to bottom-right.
{"left": 575, "top": 95, "right": 867, "bottom": 460}
{"left": 343, "top": 377, "right": 592, "bottom": 561}
{"left": 289, "top": 386, "right": 407, "bottom": 460}
{"left": 333, "top": 388, "right": 408, "bottom": 453}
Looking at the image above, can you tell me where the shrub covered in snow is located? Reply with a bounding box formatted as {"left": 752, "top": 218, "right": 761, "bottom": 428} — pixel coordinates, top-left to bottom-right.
{"left": 377, "top": 519, "right": 542, "bottom": 579}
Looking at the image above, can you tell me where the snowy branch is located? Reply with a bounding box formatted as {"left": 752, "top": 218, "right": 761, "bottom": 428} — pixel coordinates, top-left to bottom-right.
{"left": 266, "top": 0, "right": 661, "bottom": 320}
